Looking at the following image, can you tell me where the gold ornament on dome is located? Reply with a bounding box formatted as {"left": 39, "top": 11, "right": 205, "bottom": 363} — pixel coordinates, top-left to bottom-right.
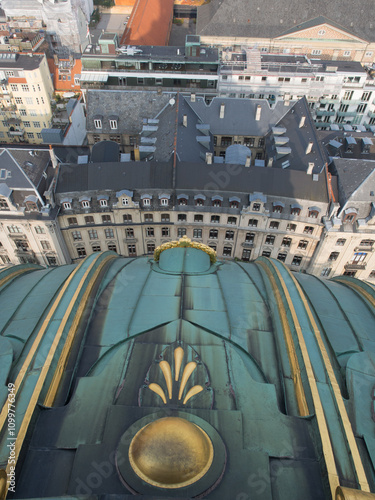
{"left": 153, "top": 235, "right": 217, "bottom": 263}
{"left": 128, "top": 416, "right": 214, "bottom": 489}
{"left": 148, "top": 347, "right": 204, "bottom": 405}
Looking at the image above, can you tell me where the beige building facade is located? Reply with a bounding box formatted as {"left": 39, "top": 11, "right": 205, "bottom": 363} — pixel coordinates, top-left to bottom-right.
{"left": 0, "top": 53, "right": 54, "bottom": 144}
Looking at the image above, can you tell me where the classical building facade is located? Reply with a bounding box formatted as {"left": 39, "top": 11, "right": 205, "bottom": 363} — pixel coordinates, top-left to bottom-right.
{"left": 0, "top": 147, "right": 70, "bottom": 267}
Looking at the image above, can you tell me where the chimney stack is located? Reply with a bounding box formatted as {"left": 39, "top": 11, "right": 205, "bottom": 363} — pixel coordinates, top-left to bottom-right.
{"left": 255, "top": 104, "right": 262, "bottom": 121}
{"left": 191, "top": 93, "right": 196, "bottom": 102}
{"left": 307, "top": 162, "right": 314, "bottom": 174}
{"left": 206, "top": 152, "right": 213, "bottom": 164}
{"left": 299, "top": 116, "right": 306, "bottom": 128}
{"left": 305, "top": 141, "right": 313, "bottom": 154}
{"left": 183, "top": 114, "right": 187, "bottom": 127}
{"left": 267, "top": 157, "right": 273, "bottom": 167}
{"left": 245, "top": 156, "right": 251, "bottom": 167}
{"left": 220, "top": 103, "right": 225, "bottom": 119}
{"left": 49, "top": 145, "right": 58, "bottom": 169}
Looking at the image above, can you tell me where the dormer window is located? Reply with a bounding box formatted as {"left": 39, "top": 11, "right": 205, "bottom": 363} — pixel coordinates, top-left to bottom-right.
{"left": 290, "top": 203, "right": 302, "bottom": 216}
{"left": 63, "top": 202, "right": 71, "bottom": 210}
{"left": 109, "top": 119, "right": 118, "bottom": 130}
{"left": 229, "top": 196, "right": 241, "bottom": 209}
{"left": 100, "top": 199, "right": 108, "bottom": 207}
{"left": 122, "top": 198, "right": 129, "bottom": 206}
{"left": 25, "top": 194, "right": 39, "bottom": 212}
{"left": 212, "top": 195, "right": 223, "bottom": 207}
{"left": 0, "top": 198, "right": 9, "bottom": 210}
{"left": 159, "top": 194, "right": 170, "bottom": 206}
{"left": 177, "top": 194, "right": 188, "bottom": 206}
{"left": 94, "top": 118, "right": 102, "bottom": 129}
{"left": 308, "top": 206, "right": 320, "bottom": 218}
{"left": 81, "top": 200, "right": 90, "bottom": 208}
{"left": 343, "top": 208, "right": 357, "bottom": 223}
{"left": 273, "top": 201, "right": 284, "bottom": 214}
{"left": 143, "top": 198, "right": 151, "bottom": 206}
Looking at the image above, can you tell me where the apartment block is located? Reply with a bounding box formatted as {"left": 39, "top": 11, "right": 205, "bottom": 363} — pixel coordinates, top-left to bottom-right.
{"left": 0, "top": 53, "right": 54, "bottom": 144}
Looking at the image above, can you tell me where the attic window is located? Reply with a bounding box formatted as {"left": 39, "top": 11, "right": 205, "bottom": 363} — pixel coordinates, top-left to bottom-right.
{"left": 81, "top": 200, "right": 90, "bottom": 208}
{"left": 109, "top": 119, "right": 118, "bottom": 130}
{"left": 63, "top": 202, "right": 71, "bottom": 210}
{"left": 0, "top": 198, "right": 9, "bottom": 210}
{"left": 94, "top": 119, "right": 102, "bottom": 129}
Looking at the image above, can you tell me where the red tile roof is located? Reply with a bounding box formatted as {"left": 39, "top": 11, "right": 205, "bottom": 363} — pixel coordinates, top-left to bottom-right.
{"left": 120, "top": 0, "right": 175, "bottom": 46}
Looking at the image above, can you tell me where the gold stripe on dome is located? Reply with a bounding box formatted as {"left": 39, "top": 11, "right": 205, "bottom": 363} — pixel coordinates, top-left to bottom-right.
{"left": 336, "top": 486, "right": 375, "bottom": 499}
{"left": 183, "top": 385, "right": 204, "bottom": 405}
{"left": 159, "top": 361, "right": 173, "bottom": 400}
{"left": 153, "top": 235, "right": 217, "bottom": 263}
{"left": 148, "top": 383, "right": 167, "bottom": 404}
{"left": 178, "top": 362, "right": 198, "bottom": 400}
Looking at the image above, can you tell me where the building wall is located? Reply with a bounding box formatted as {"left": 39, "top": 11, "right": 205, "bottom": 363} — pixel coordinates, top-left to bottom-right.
{"left": 0, "top": 54, "right": 54, "bottom": 144}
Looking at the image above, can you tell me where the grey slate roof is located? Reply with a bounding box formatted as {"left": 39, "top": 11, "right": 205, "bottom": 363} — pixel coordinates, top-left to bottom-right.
{"left": 185, "top": 96, "right": 291, "bottom": 137}
{"left": 331, "top": 158, "right": 375, "bottom": 213}
{"left": 0, "top": 53, "right": 44, "bottom": 71}
{"left": 196, "top": 1, "right": 375, "bottom": 43}
{"left": 175, "top": 160, "right": 329, "bottom": 202}
{"left": 0, "top": 149, "right": 50, "bottom": 190}
{"left": 86, "top": 90, "right": 176, "bottom": 135}
{"left": 266, "top": 97, "right": 328, "bottom": 174}
{"left": 55, "top": 161, "right": 174, "bottom": 194}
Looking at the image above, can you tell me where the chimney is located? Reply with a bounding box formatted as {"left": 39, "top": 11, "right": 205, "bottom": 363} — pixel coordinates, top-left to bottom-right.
{"left": 299, "top": 116, "right": 306, "bottom": 128}
{"left": 220, "top": 103, "right": 225, "bottom": 119}
{"left": 307, "top": 162, "right": 314, "bottom": 174}
{"left": 134, "top": 147, "right": 140, "bottom": 161}
{"left": 284, "top": 94, "right": 290, "bottom": 106}
{"left": 206, "top": 152, "right": 213, "bottom": 164}
{"left": 191, "top": 93, "right": 196, "bottom": 102}
{"left": 305, "top": 142, "right": 313, "bottom": 154}
{"left": 255, "top": 104, "right": 262, "bottom": 121}
{"left": 49, "top": 145, "right": 58, "bottom": 169}
{"left": 267, "top": 157, "right": 273, "bottom": 167}
{"left": 183, "top": 114, "right": 187, "bottom": 127}
{"left": 245, "top": 156, "right": 251, "bottom": 167}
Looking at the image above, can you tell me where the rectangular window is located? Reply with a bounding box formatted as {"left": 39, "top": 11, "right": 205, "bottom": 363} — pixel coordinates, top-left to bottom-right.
{"left": 160, "top": 198, "right": 169, "bottom": 206}
{"left": 262, "top": 250, "right": 271, "bottom": 257}
{"left": 292, "top": 256, "right": 302, "bottom": 266}
{"left": 15, "top": 97, "right": 23, "bottom": 104}
{"left": 77, "top": 246, "right": 86, "bottom": 258}
{"left": 82, "top": 200, "right": 90, "bottom": 208}
{"left": 146, "top": 227, "right": 154, "bottom": 237}
{"left": 23, "top": 121, "right": 30, "bottom": 128}
{"left": 123, "top": 214, "right": 132, "bottom": 223}
{"left": 225, "top": 230, "right": 234, "bottom": 240}
{"left": 122, "top": 198, "right": 129, "bottom": 206}
{"left": 303, "top": 226, "right": 314, "bottom": 234}
{"left": 265, "top": 235, "right": 275, "bottom": 245}
{"left": 211, "top": 216, "right": 220, "bottom": 223}
{"left": 126, "top": 228, "right": 134, "bottom": 237}
{"left": 10, "top": 84, "right": 18, "bottom": 91}
{"left": 193, "top": 228, "right": 202, "bottom": 238}
{"left": 27, "top": 133, "right": 34, "bottom": 140}
{"left": 161, "top": 213, "right": 170, "bottom": 222}
{"left": 21, "top": 84, "right": 29, "bottom": 92}
{"left": 162, "top": 227, "right": 170, "bottom": 237}
{"left": 144, "top": 214, "right": 153, "bottom": 223}
{"left": 336, "top": 238, "right": 346, "bottom": 246}
{"left": 105, "top": 228, "right": 114, "bottom": 238}
{"left": 277, "top": 253, "right": 287, "bottom": 262}
{"left": 20, "top": 109, "right": 27, "bottom": 116}
{"left": 100, "top": 199, "right": 108, "bottom": 207}
{"left": 298, "top": 240, "right": 308, "bottom": 250}
{"left": 178, "top": 214, "right": 187, "bottom": 222}
{"left": 72, "top": 230, "right": 82, "bottom": 241}
{"left": 68, "top": 217, "right": 78, "bottom": 226}
{"left": 143, "top": 198, "right": 151, "bottom": 206}
{"left": 178, "top": 228, "right": 186, "bottom": 237}
{"left": 281, "top": 237, "right": 292, "bottom": 247}
{"left": 252, "top": 203, "right": 261, "bottom": 211}
{"left": 88, "top": 229, "right": 98, "bottom": 240}
{"left": 209, "top": 229, "right": 218, "bottom": 239}
{"left": 109, "top": 119, "right": 117, "bottom": 130}
{"left": 227, "top": 217, "right": 237, "bottom": 225}
{"left": 269, "top": 221, "right": 279, "bottom": 229}
{"left": 329, "top": 252, "right": 339, "bottom": 261}
{"left": 249, "top": 219, "right": 258, "bottom": 227}
{"left": 92, "top": 244, "right": 101, "bottom": 252}
{"left": 321, "top": 267, "right": 331, "bottom": 277}
{"left": 40, "top": 240, "right": 51, "bottom": 250}
{"left": 85, "top": 216, "right": 94, "bottom": 224}
{"left": 223, "top": 246, "right": 232, "bottom": 257}
{"left": 94, "top": 119, "right": 102, "bottom": 129}
{"left": 63, "top": 202, "right": 71, "bottom": 210}
{"left": 35, "top": 226, "right": 45, "bottom": 234}
{"left": 194, "top": 214, "right": 203, "bottom": 223}
{"left": 242, "top": 249, "right": 251, "bottom": 261}
{"left": 128, "top": 244, "right": 137, "bottom": 256}
{"left": 33, "top": 121, "right": 41, "bottom": 128}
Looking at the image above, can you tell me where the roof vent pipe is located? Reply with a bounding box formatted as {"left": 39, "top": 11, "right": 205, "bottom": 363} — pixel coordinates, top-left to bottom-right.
{"left": 220, "top": 103, "right": 225, "bottom": 119}
{"left": 307, "top": 162, "right": 314, "bottom": 174}
{"left": 206, "top": 152, "right": 213, "bottom": 164}
{"left": 183, "top": 114, "right": 187, "bottom": 127}
{"left": 245, "top": 155, "right": 251, "bottom": 167}
{"left": 299, "top": 116, "right": 306, "bottom": 128}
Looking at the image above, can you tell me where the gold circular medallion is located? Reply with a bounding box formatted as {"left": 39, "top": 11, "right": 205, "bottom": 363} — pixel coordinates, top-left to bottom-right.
{"left": 128, "top": 416, "right": 214, "bottom": 489}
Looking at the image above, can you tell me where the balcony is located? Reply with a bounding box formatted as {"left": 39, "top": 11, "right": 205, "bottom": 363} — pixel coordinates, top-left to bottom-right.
{"left": 320, "top": 98, "right": 340, "bottom": 105}
{"left": 8, "top": 127, "right": 24, "bottom": 136}
{"left": 354, "top": 245, "right": 374, "bottom": 252}
{"left": 344, "top": 263, "right": 367, "bottom": 271}
{"left": 241, "top": 241, "right": 254, "bottom": 248}
{"left": 336, "top": 111, "right": 357, "bottom": 117}
{"left": 341, "top": 99, "right": 361, "bottom": 105}
{"left": 316, "top": 109, "right": 335, "bottom": 116}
